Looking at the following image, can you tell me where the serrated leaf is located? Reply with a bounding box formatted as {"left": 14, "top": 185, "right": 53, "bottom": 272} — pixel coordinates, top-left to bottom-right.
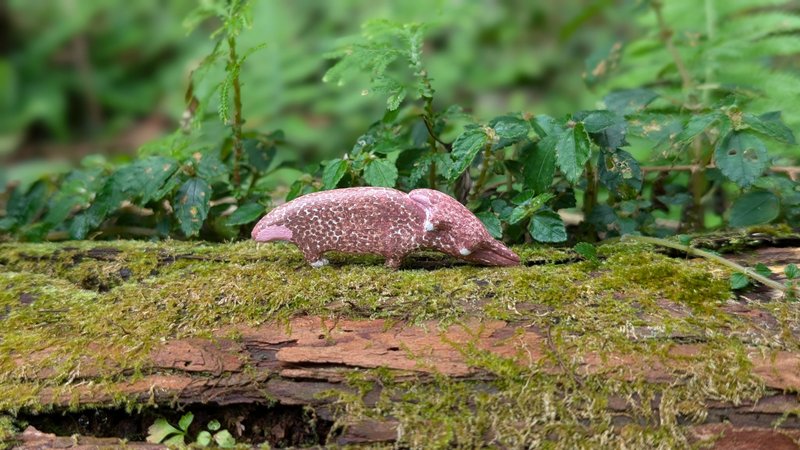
{"left": 598, "top": 149, "right": 642, "bottom": 195}
{"left": 363, "top": 158, "right": 398, "bottom": 187}
{"left": 522, "top": 137, "right": 557, "bottom": 194}
{"left": 715, "top": 131, "right": 770, "bottom": 187}
{"left": 244, "top": 139, "right": 277, "bottom": 172}
{"left": 449, "top": 128, "right": 488, "bottom": 180}
{"left": 227, "top": 203, "right": 264, "bottom": 226}
{"left": 729, "top": 191, "right": 780, "bottom": 227}
{"left": 508, "top": 193, "right": 555, "bottom": 224}
{"left": 743, "top": 112, "right": 796, "bottom": 144}
{"left": 574, "top": 242, "right": 598, "bottom": 262}
{"left": 195, "top": 152, "right": 228, "bottom": 180}
{"left": 178, "top": 412, "right": 194, "bottom": 432}
{"left": 555, "top": 123, "right": 591, "bottom": 184}
{"left": 196, "top": 430, "right": 212, "bottom": 447}
{"left": 475, "top": 211, "right": 502, "bottom": 239}
{"left": 214, "top": 430, "right": 236, "bottom": 448}
{"left": 146, "top": 419, "right": 182, "bottom": 444}
{"left": 531, "top": 114, "right": 561, "bottom": 137}
{"left": 730, "top": 272, "right": 750, "bottom": 290}
{"left": 529, "top": 210, "right": 567, "bottom": 243}
{"left": 714, "top": 131, "right": 769, "bottom": 187}
{"left": 489, "top": 115, "right": 530, "bottom": 147}
{"left": 582, "top": 110, "right": 624, "bottom": 133}
{"left": 175, "top": 178, "right": 212, "bottom": 237}
{"left": 604, "top": 89, "right": 658, "bottom": 114}
{"left": 786, "top": 263, "right": 799, "bottom": 279}
{"left": 322, "top": 159, "right": 349, "bottom": 190}
{"left": 138, "top": 157, "right": 180, "bottom": 204}
{"left": 676, "top": 112, "right": 724, "bottom": 144}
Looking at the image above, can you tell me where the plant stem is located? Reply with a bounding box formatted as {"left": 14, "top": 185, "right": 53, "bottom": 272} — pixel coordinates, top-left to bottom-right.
{"left": 652, "top": 1, "right": 694, "bottom": 91}
{"left": 583, "top": 160, "right": 598, "bottom": 240}
{"left": 621, "top": 235, "right": 798, "bottom": 297}
{"left": 470, "top": 143, "right": 493, "bottom": 201}
{"left": 228, "top": 35, "right": 244, "bottom": 186}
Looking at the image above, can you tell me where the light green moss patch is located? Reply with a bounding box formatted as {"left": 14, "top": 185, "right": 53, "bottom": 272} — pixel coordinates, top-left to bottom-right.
{"left": 0, "top": 239, "right": 796, "bottom": 447}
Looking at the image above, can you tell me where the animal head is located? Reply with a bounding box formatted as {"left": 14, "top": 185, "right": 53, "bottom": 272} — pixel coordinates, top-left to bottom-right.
{"left": 407, "top": 189, "right": 520, "bottom": 266}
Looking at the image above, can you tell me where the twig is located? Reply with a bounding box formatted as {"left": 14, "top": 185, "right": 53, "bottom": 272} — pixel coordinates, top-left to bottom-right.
{"left": 621, "top": 235, "right": 799, "bottom": 296}
{"left": 640, "top": 165, "right": 800, "bottom": 180}
{"left": 652, "top": 1, "right": 694, "bottom": 91}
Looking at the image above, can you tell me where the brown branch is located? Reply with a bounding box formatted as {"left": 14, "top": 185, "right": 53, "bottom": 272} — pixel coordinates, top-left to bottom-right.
{"left": 641, "top": 165, "right": 800, "bottom": 180}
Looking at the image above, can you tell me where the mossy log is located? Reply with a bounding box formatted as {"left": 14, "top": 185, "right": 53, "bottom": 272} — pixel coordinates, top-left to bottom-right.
{"left": 1, "top": 237, "right": 799, "bottom": 448}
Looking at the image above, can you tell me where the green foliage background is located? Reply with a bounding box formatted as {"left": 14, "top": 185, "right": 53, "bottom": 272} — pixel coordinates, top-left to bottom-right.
{"left": 0, "top": 0, "right": 798, "bottom": 243}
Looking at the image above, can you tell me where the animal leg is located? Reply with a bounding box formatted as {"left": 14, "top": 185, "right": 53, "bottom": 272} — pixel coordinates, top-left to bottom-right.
{"left": 300, "top": 247, "right": 328, "bottom": 268}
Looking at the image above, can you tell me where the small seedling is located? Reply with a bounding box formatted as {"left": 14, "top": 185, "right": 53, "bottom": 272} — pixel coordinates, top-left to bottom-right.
{"left": 146, "top": 413, "right": 236, "bottom": 448}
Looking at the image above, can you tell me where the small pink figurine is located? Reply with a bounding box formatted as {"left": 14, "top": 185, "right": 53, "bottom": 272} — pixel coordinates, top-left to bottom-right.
{"left": 252, "top": 187, "right": 520, "bottom": 269}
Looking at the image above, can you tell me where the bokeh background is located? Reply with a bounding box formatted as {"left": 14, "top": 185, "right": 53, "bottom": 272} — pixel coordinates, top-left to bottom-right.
{"left": 1, "top": 0, "right": 798, "bottom": 189}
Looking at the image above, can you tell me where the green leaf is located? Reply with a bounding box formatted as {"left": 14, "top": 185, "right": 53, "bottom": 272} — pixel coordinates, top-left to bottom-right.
{"left": 555, "top": 122, "right": 591, "bottom": 184}
{"left": 522, "top": 137, "right": 557, "bottom": 194}
{"left": 754, "top": 263, "right": 772, "bottom": 278}
{"left": 227, "top": 203, "right": 264, "bottom": 226}
{"left": 730, "top": 272, "right": 750, "bottom": 290}
{"left": 508, "top": 193, "right": 555, "bottom": 225}
{"left": 476, "top": 211, "right": 502, "bottom": 239}
{"left": 449, "top": 128, "right": 489, "bottom": 180}
{"left": 244, "top": 139, "right": 277, "bottom": 172}
{"left": 322, "top": 159, "right": 349, "bottom": 190}
{"left": 531, "top": 114, "right": 561, "bottom": 137}
{"left": 363, "top": 158, "right": 398, "bottom": 187}
{"left": 286, "top": 180, "right": 305, "bottom": 201}
{"left": 196, "top": 430, "right": 212, "bottom": 447}
{"left": 714, "top": 131, "right": 770, "bottom": 188}
{"left": 207, "top": 420, "right": 221, "bottom": 431}
{"left": 574, "top": 242, "right": 598, "bottom": 262}
{"left": 137, "top": 157, "right": 180, "bottom": 204}
{"left": 598, "top": 149, "right": 642, "bottom": 195}
{"left": 164, "top": 434, "right": 186, "bottom": 446}
{"left": 785, "top": 263, "right": 799, "bottom": 280}
{"left": 603, "top": 89, "right": 658, "bottom": 114}
{"left": 489, "top": 115, "right": 530, "bottom": 147}
{"left": 195, "top": 152, "right": 228, "bottom": 181}
{"left": 743, "top": 112, "right": 796, "bottom": 145}
{"left": 529, "top": 210, "right": 567, "bottom": 243}
{"left": 214, "top": 430, "right": 236, "bottom": 448}
{"left": 676, "top": 112, "right": 724, "bottom": 144}
{"left": 175, "top": 178, "right": 212, "bottom": 237}
{"left": 582, "top": 110, "right": 624, "bottom": 133}
{"left": 729, "top": 191, "right": 780, "bottom": 227}
{"left": 178, "top": 412, "right": 194, "bottom": 432}
{"left": 146, "top": 419, "right": 182, "bottom": 444}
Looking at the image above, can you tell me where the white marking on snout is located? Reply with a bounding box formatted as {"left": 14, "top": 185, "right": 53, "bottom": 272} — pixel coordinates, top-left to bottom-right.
{"left": 459, "top": 248, "right": 471, "bottom": 256}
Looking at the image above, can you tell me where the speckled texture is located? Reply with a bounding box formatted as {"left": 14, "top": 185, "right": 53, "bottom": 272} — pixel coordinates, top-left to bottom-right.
{"left": 252, "top": 187, "right": 520, "bottom": 268}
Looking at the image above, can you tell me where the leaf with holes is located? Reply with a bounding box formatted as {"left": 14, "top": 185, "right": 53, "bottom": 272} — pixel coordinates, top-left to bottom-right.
{"left": 598, "top": 149, "right": 642, "bottom": 196}
{"left": 729, "top": 191, "right": 780, "bottom": 227}
{"left": 175, "top": 178, "right": 212, "bottom": 237}
{"left": 714, "top": 131, "right": 769, "bottom": 188}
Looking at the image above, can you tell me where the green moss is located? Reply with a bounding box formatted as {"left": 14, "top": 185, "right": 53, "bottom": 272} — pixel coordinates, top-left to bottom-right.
{"left": 0, "top": 238, "right": 795, "bottom": 447}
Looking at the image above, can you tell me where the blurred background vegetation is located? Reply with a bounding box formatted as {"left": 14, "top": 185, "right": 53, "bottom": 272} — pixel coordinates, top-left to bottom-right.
{"left": 1, "top": 0, "right": 798, "bottom": 242}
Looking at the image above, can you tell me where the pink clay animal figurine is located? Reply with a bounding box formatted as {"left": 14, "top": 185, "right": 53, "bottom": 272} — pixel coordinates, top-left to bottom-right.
{"left": 251, "top": 187, "right": 520, "bottom": 269}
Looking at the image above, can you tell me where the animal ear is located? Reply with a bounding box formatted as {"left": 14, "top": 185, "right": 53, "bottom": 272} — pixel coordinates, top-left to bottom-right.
{"left": 408, "top": 191, "right": 449, "bottom": 232}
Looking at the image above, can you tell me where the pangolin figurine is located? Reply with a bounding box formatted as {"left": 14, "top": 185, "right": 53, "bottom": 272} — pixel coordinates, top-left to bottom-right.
{"left": 251, "top": 187, "right": 520, "bottom": 269}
